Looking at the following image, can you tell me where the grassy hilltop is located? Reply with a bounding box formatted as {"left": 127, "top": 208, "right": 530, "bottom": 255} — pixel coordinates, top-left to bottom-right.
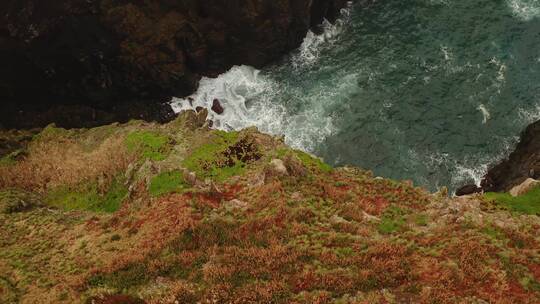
{"left": 0, "top": 110, "right": 539, "bottom": 303}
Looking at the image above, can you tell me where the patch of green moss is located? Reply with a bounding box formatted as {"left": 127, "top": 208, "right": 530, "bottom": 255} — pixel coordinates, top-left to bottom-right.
{"left": 125, "top": 131, "right": 171, "bottom": 161}
{"left": 294, "top": 150, "right": 332, "bottom": 173}
{"left": 149, "top": 171, "right": 187, "bottom": 197}
{"left": 182, "top": 131, "right": 257, "bottom": 181}
{"left": 484, "top": 186, "right": 540, "bottom": 215}
{"left": 46, "top": 179, "right": 127, "bottom": 213}
{"left": 377, "top": 205, "right": 407, "bottom": 234}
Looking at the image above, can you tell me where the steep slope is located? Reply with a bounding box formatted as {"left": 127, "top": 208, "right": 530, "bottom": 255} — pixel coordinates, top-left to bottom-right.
{"left": 0, "top": 111, "right": 539, "bottom": 303}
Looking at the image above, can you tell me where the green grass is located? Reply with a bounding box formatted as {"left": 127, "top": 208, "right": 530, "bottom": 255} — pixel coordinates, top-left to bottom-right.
{"left": 125, "top": 131, "right": 171, "bottom": 161}
{"left": 294, "top": 150, "right": 332, "bottom": 173}
{"left": 45, "top": 179, "right": 128, "bottom": 213}
{"left": 182, "top": 131, "right": 248, "bottom": 181}
{"left": 377, "top": 205, "right": 407, "bottom": 234}
{"left": 484, "top": 186, "right": 540, "bottom": 215}
{"left": 149, "top": 171, "right": 188, "bottom": 197}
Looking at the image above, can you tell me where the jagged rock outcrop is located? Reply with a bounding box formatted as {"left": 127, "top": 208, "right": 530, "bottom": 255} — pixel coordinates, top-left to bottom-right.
{"left": 0, "top": 0, "right": 353, "bottom": 128}
{"left": 481, "top": 120, "right": 540, "bottom": 192}
{"left": 457, "top": 120, "right": 540, "bottom": 195}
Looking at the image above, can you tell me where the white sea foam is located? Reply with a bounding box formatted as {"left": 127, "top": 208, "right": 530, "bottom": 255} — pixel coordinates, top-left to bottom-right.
{"left": 477, "top": 104, "right": 491, "bottom": 124}
{"left": 170, "top": 64, "right": 340, "bottom": 152}
{"left": 507, "top": 0, "right": 540, "bottom": 21}
{"left": 440, "top": 45, "right": 451, "bottom": 61}
{"left": 518, "top": 103, "right": 540, "bottom": 123}
{"left": 170, "top": 5, "right": 354, "bottom": 152}
{"left": 292, "top": 4, "right": 353, "bottom": 69}
{"left": 450, "top": 136, "right": 518, "bottom": 191}
{"left": 453, "top": 163, "right": 489, "bottom": 188}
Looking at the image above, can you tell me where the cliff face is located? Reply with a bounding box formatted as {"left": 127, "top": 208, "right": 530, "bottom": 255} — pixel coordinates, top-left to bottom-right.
{"left": 0, "top": 0, "right": 351, "bottom": 128}
{"left": 481, "top": 120, "right": 540, "bottom": 192}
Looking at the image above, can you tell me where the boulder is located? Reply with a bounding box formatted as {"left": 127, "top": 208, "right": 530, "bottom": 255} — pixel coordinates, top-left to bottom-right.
{"left": 509, "top": 178, "right": 540, "bottom": 197}
{"left": 211, "top": 99, "right": 224, "bottom": 115}
{"left": 455, "top": 184, "right": 482, "bottom": 196}
{"left": 267, "top": 159, "right": 289, "bottom": 177}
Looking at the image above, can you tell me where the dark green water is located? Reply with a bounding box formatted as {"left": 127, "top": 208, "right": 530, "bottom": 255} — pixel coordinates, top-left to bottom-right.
{"left": 172, "top": 0, "right": 540, "bottom": 192}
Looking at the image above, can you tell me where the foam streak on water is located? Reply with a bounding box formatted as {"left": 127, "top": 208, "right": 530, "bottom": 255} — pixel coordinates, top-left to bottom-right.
{"left": 508, "top": 0, "right": 540, "bottom": 21}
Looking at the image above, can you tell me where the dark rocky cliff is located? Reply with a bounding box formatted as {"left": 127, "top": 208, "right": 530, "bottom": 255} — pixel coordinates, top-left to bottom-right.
{"left": 0, "top": 0, "right": 351, "bottom": 128}
{"left": 480, "top": 120, "right": 540, "bottom": 192}
{"left": 457, "top": 119, "right": 540, "bottom": 195}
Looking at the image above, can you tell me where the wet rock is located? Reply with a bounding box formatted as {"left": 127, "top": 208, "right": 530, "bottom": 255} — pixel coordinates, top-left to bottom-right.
{"left": 211, "top": 99, "right": 224, "bottom": 115}
{"left": 481, "top": 120, "right": 540, "bottom": 192}
{"left": 455, "top": 184, "right": 482, "bottom": 196}
{"left": 509, "top": 178, "right": 540, "bottom": 197}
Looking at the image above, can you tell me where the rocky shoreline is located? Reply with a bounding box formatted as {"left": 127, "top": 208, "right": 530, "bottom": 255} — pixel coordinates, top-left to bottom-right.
{"left": 457, "top": 120, "right": 540, "bottom": 196}
{"left": 1, "top": 0, "right": 358, "bottom": 129}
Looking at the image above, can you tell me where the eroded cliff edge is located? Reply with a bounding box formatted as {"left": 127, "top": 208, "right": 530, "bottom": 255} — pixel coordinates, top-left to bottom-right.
{"left": 0, "top": 111, "right": 539, "bottom": 303}
{"left": 1, "top": 0, "right": 355, "bottom": 128}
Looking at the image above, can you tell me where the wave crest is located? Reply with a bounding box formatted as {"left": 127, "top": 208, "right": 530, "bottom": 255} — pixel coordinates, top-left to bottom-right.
{"left": 507, "top": 0, "right": 540, "bottom": 21}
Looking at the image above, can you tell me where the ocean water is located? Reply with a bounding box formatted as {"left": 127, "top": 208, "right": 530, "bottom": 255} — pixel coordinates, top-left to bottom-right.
{"left": 172, "top": 0, "right": 540, "bottom": 193}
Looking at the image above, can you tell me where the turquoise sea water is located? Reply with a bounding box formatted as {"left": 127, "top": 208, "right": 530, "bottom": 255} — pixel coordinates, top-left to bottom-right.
{"left": 172, "top": 0, "right": 540, "bottom": 192}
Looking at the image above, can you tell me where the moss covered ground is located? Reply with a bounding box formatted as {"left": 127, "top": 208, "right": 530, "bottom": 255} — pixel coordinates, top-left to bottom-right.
{"left": 484, "top": 186, "right": 540, "bottom": 215}
{"left": 0, "top": 110, "right": 539, "bottom": 303}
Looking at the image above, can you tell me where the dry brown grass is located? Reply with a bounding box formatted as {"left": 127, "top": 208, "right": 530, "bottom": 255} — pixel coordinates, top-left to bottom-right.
{"left": 0, "top": 135, "right": 133, "bottom": 193}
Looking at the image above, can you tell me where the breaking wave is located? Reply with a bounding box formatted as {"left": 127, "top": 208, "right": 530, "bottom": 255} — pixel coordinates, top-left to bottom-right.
{"left": 507, "top": 0, "right": 540, "bottom": 21}
{"left": 169, "top": 0, "right": 540, "bottom": 193}
{"left": 170, "top": 5, "right": 353, "bottom": 152}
